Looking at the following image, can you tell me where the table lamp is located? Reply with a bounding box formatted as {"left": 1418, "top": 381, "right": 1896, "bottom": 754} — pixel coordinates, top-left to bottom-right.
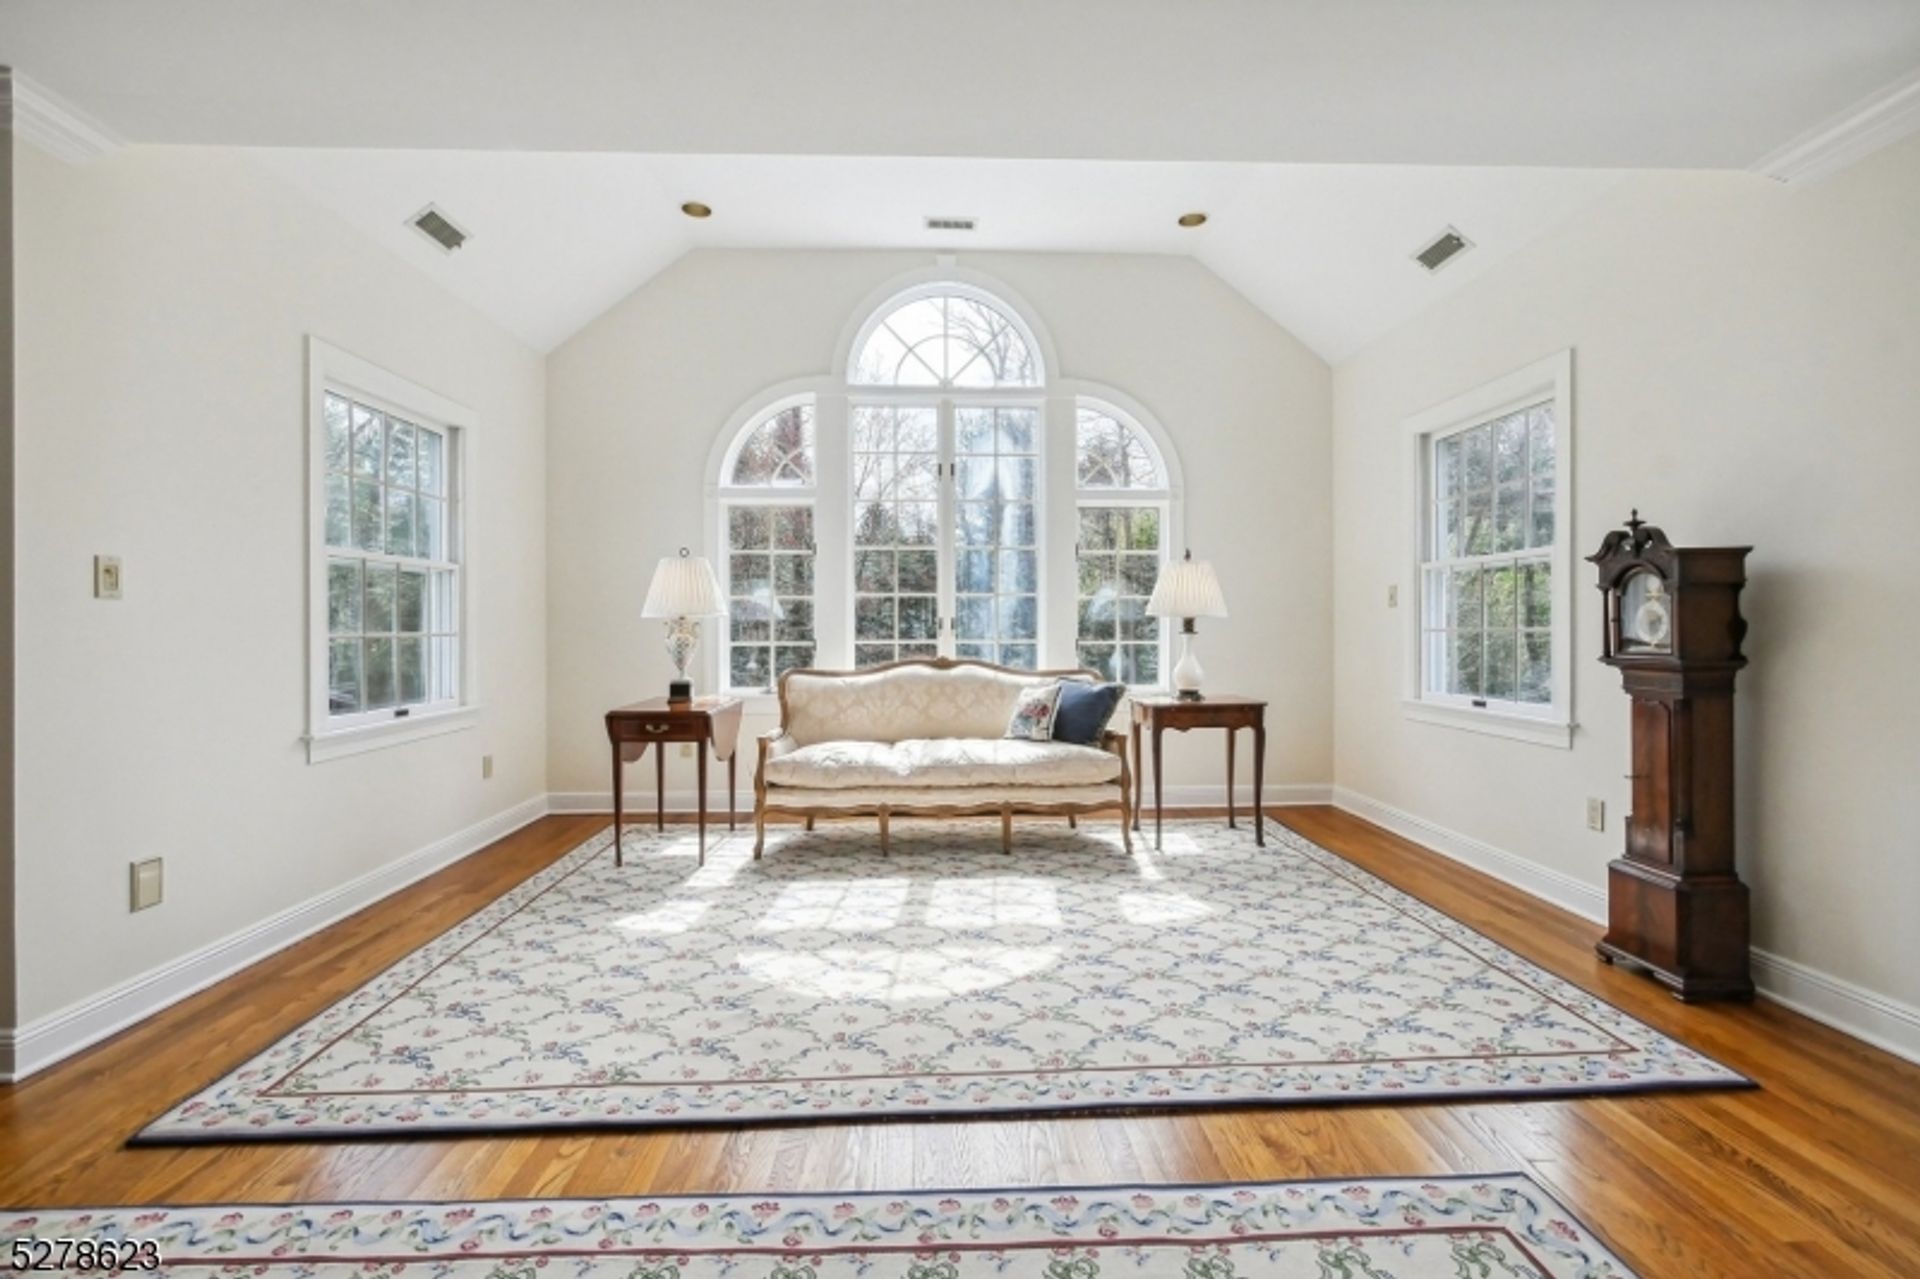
{"left": 641, "top": 547, "right": 726, "bottom": 703}
{"left": 1146, "top": 549, "right": 1229, "bottom": 700}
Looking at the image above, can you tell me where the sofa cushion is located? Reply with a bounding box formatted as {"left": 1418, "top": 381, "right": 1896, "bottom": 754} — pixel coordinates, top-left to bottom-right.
{"left": 763, "top": 737, "right": 1122, "bottom": 790}
{"left": 1051, "top": 680, "right": 1126, "bottom": 745}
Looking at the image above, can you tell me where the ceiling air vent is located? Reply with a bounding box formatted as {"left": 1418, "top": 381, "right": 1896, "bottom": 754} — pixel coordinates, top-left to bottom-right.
{"left": 409, "top": 204, "right": 470, "bottom": 253}
{"left": 925, "top": 216, "right": 977, "bottom": 232}
{"left": 1412, "top": 226, "right": 1472, "bottom": 273}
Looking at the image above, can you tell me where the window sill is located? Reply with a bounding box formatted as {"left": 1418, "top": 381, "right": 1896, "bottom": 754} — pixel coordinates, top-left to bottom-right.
{"left": 1400, "top": 698, "right": 1572, "bottom": 749}
{"left": 308, "top": 705, "right": 480, "bottom": 763}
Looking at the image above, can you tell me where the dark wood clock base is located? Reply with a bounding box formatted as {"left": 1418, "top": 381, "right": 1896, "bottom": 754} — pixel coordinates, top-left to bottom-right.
{"left": 1594, "top": 858, "right": 1755, "bottom": 1002}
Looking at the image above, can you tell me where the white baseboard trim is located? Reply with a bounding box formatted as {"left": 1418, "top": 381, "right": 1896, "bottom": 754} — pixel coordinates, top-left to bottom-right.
{"left": 1330, "top": 785, "right": 1920, "bottom": 1066}
{"left": 0, "top": 794, "right": 551, "bottom": 1082}
{"left": 549, "top": 783, "right": 1333, "bottom": 814}
{"left": 1330, "top": 786, "right": 1607, "bottom": 924}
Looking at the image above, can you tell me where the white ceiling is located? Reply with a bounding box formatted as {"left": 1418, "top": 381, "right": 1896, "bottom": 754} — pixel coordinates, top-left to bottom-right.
{"left": 7, "top": 2, "right": 1916, "bottom": 359}
{"left": 5, "top": 1, "right": 1920, "bottom": 168}
{"left": 246, "top": 149, "right": 1625, "bottom": 358}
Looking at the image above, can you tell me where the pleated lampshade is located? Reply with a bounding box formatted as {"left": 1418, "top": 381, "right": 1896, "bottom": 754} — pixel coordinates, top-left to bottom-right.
{"left": 641, "top": 550, "right": 725, "bottom": 618}
{"left": 1146, "top": 553, "right": 1229, "bottom": 620}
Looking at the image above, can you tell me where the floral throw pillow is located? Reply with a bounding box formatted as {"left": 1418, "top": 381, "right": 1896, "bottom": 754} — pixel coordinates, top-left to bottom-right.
{"left": 1004, "top": 682, "right": 1064, "bottom": 741}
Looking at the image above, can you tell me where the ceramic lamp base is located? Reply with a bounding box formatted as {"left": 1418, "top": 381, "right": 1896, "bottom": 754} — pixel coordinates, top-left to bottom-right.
{"left": 1172, "top": 630, "right": 1206, "bottom": 699}
{"left": 664, "top": 616, "right": 701, "bottom": 703}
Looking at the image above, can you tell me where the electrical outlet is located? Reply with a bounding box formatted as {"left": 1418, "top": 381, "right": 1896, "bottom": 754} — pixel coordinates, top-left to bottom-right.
{"left": 481, "top": 754, "right": 494, "bottom": 780}
{"left": 130, "top": 857, "right": 163, "bottom": 911}
{"left": 1585, "top": 798, "right": 1605, "bottom": 832}
{"left": 678, "top": 743, "right": 694, "bottom": 759}
{"left": 1387, "top": 583, "right": 1398, "bottom": 608}
{"left": 94, "top": 555, "right": 123, "bottom": 599}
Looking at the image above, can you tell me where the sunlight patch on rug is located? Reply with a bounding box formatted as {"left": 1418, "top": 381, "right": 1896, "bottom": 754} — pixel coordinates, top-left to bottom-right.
{"left": 137, "top": 819, "right": 1746, "bottom": 1140}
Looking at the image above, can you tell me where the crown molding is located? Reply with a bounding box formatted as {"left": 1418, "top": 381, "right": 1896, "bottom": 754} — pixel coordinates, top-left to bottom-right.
{"left": 5, "top": 73, "right": 123, "bottom": 165}
{"left": 1751, "top": 66, "right": 1920, "bottom": 184}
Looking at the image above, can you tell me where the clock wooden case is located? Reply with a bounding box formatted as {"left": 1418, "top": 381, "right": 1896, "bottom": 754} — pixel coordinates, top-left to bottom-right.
{"left": 1589, "top": 512, "right": 1754, "bottom": 1001}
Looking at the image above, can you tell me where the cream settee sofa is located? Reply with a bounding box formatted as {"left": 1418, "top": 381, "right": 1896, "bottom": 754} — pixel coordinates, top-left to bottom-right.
{"left": 753, "top": 657, "right": 1133, "bottom": 856}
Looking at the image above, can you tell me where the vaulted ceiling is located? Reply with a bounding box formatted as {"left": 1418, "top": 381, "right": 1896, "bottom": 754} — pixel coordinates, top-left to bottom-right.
{"left": 6, "top": 0, "right": 1918, "bottom": 359}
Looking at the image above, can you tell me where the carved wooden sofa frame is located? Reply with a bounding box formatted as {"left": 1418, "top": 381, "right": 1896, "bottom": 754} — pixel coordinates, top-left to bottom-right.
{"left": 752, "top": 656, "right": 1133, "bottom": 857}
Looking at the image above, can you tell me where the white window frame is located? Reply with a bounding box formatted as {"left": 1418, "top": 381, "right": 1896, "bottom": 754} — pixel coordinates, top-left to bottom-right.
{"left": 306, "top": 337, "right": 477, "bottom": 763}
{"left": 713, "top": 392, "right": 819, "bottom": 699}
{"left": 1402, "top": 349, "right": 1573, "bottom": 748}
{"left": 1073, "top": 396, "right": 1175, "bottom": 690}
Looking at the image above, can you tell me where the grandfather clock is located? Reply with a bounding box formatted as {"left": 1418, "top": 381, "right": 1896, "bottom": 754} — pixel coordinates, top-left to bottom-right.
{"left": 1589, "top": 512, "right": 1753, "bottom": 1001}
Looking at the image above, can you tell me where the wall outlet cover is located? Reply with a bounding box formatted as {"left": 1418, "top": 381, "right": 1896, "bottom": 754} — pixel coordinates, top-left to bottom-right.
{"left": 94, "top": 555, "right": 123, "bottom": 599}
{"left": 481, "top": 754, "right": 494, "bottom": 780}
{"left": 1387, "top": 583, "right": 1399, "bottom": 608}
{"left": 1585, "top": 797, "right": 1605, "bottom": 832}
{"left": 130, "top": 857, "right": 163, "bottom": 911}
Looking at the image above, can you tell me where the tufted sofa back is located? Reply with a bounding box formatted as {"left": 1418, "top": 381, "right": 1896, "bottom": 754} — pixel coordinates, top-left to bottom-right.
{"left": 779, "top": 660, "right": 1094, "bottom": 747}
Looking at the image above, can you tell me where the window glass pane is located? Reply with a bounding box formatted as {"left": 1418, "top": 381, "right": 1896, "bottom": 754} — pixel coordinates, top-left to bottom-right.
{"left": 953, "top": 407, "right": 1039, "bottom": 666}
{"left": 1486, "top": 565, "right": 1517, "bottom": 629}
{"left": 418, "top": 496, "right": 445, "bottom": 561}
{"left": 849, "top": 292, "right": 1039, "bottom": 388}
{"left": 397, "top": 568, "right": 426, "bottom": 633}
{"left": 387, "top": 420, "right": 417, "bottom": 488}
{"left": 774, "top": 553, "right": 814, "bottom": 596}
{"left": 327, "top": 559, "right": 362, "bottom": 635}
{"left": 772, "top": 505, "right": 812, "bottom": 550}
{"left": 1486, "top": 631, "right": 1518, "bottom": 700}
{"left": 365, "top": 564, "right": 397, "bottom": 633}
{"left": 1450, "top": 630, "right": 1484, "bottom": 697}
{"left": 418, "top": 427, "right": 445, "bottom": 496}
{"left": 1449, "top": 567, "right": 1483, "bottom": 630}
{"left": 364, "top": 637, "right": 397, "bottom": 708}
{"left": 730, "top": 405, "right": 816, "bottom": 488}
{"left": 1461, "top": 426, "right": 1492, "bottom": 555}
{"left": 433, "top": 637, "right": 457, "bottom": 701}
{"left": 855, "top": 550, "right": 895, "bottom": 593}
{"left": 729, "top": 505, "right": 771, "bottom": 550}
{"left": 351, "top": 404, "right": 383, "bottom": 477}
{"left": 898, "top": 596, "right": 938, "bottom": 640}
{"left": 1520, "top": 631, "right": 1552, "bottom": 703}
{"left": 386, "top": 488, "right": 417, "bottom": 559}
{"left": 1522, "top": 560, "right": 1552, "bottom": 627}
{"left": 352, "top": 480, "right": 383, "bottom": 552}
{"left": 779, "top": 598, "right": 815, "bottom": 643}
{"left": 396, "top": 636, "right": 426, "bottom": 704}
{"left": 775, "top": 645, "right": 814, "bottom": 678}
{"left": 732, "top": 646, "right": 770, "bottom": 691}
{"left": 430, "top": 569, "right": 457, "bottom": 632}
{"left": 1494, "top": 410, "right": 1527, "bottom": 487}
{"left": 854, "top": 643, "right": 895, "bottom": 668}
{"left": 328, "top": 640, "right": 361, "bottom": 715}
{"left": 325, "top": 476, "right": 351, "bottom": 548}
{"left": 1076, "top": 405, "right": 1163, "bottom": 489}
{"left": 324, "top": 394, "right": 351, "bottom": 473}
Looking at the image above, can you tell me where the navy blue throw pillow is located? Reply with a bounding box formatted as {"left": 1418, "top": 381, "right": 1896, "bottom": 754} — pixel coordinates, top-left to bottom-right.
{"left": 1051, "top": 680, "right": 1126, "bottom": 746}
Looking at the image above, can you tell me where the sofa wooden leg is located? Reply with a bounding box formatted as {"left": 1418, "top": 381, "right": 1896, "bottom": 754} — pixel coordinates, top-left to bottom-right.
{"left": 754, "top": 808, "right": 766, "bottom": 860}
{"left": 1000, "top": 805, "right": 1013, "bottom": 854}
{"left": 1121, "top": 809, "right": 1134, "bottom": 856}
{"left": 805, "top": 814, "right": 815, "bottom": 832}
{"left": 1067, "top": 813, "right": 1078, "bottom": 830}
{"left": 878, "top": 806, "right": 890, "bottom": 855}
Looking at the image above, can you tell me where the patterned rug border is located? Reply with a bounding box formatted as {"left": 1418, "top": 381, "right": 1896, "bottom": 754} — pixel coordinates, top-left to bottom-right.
{"left": 0, "top": 1172, "right": 1640, "bottom": 1278}
{"left": 131, "top": 818, "right": 1750, "bottom": 1144}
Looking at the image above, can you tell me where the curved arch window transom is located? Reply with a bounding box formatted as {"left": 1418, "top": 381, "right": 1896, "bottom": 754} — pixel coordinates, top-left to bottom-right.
{"left": 1076, "top": 405, "right": 1166, "bottom": 491}
{"left": 729, "top": 404, "right": 816, "bottom": 488}
{"left": 851, "top": 292, "right": 1041, "bottom": 389}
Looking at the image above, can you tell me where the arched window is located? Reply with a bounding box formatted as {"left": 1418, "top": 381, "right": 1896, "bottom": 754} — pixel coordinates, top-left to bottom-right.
{"left": 716, "top": 400, "right": 817, "bottom": 692}
{"left": 851, "top": 289, "right": 1042, "bottom": 388}
{"left": 1074, "top": 401, "right": 1171, "bottom": 686}
{"left": 848, "top": 285, "right": 1044, "bottom": 669}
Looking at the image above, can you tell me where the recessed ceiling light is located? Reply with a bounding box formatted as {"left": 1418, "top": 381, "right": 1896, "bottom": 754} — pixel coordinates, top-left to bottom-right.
{"left": 681, "top": 201, "right": 712, "bottom": 219}
{"left": 1177, "top": 212, "right": 1208, "bottom": 228}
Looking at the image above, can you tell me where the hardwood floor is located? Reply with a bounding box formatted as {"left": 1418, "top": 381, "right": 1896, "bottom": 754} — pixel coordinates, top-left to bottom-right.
{"left": 4, "top": 806, "right": 1918, "bottom": 1276}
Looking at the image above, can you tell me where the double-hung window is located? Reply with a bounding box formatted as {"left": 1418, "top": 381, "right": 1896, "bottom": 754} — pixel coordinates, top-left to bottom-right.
{"left": 308, "top": 338, "right": 474, "bottom": 762}
{"left": 1405, "top": 350, "right": 1572, "bottom": 746}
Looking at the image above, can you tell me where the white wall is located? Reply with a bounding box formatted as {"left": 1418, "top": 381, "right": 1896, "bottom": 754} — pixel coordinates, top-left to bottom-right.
{"left": 1332, "top": 136, "right": 1920, "bottom": 1014}
{"left": 547, "top": 249, "right": 1332, "bottom": 803}
{"left": 1, "top": 93, "right": 18, "bottom": 1034}
{"left": 11, "top": 144, "right": 549, "bottom": 1024}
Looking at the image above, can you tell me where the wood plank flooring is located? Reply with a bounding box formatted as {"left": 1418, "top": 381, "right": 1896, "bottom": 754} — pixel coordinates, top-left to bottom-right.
{"left": 3, "top": 806, "right": 1918, "bottom": 1277}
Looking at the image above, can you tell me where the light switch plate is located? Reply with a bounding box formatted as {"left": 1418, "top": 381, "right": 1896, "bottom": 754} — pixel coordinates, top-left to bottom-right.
{"left": 130, "top": 857, "right": 164, "bottom": 911}
{"left": 94, "top": 555, "right": 123, "bottom": 600}
{"left": 1387, "top": 583, "right": 1399, "bottom": 608}
{"left": 1585, "top": 798, "right": 1605, "bottom": 832}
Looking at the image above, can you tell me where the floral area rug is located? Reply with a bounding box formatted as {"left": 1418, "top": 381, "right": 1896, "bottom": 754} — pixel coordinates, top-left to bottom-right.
{"left": 0, "top": 1175, "right": 1639, "bottom": 1276}
{"left": 137, "top": 818, "right": 1744, "bottom": 1140}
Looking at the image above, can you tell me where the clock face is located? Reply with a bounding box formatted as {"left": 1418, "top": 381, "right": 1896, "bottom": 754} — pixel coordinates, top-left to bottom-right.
{"left": 1620, "top": 570, "right": 1672, "bottom": 652}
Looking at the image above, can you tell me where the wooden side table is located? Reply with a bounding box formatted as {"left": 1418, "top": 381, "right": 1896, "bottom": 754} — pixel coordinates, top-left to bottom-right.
{"left": 606, "top": 696, "right": 744, "bottom": 866}
{"left": 1131, "top": 695, "right": 1267, "bottom": 850}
